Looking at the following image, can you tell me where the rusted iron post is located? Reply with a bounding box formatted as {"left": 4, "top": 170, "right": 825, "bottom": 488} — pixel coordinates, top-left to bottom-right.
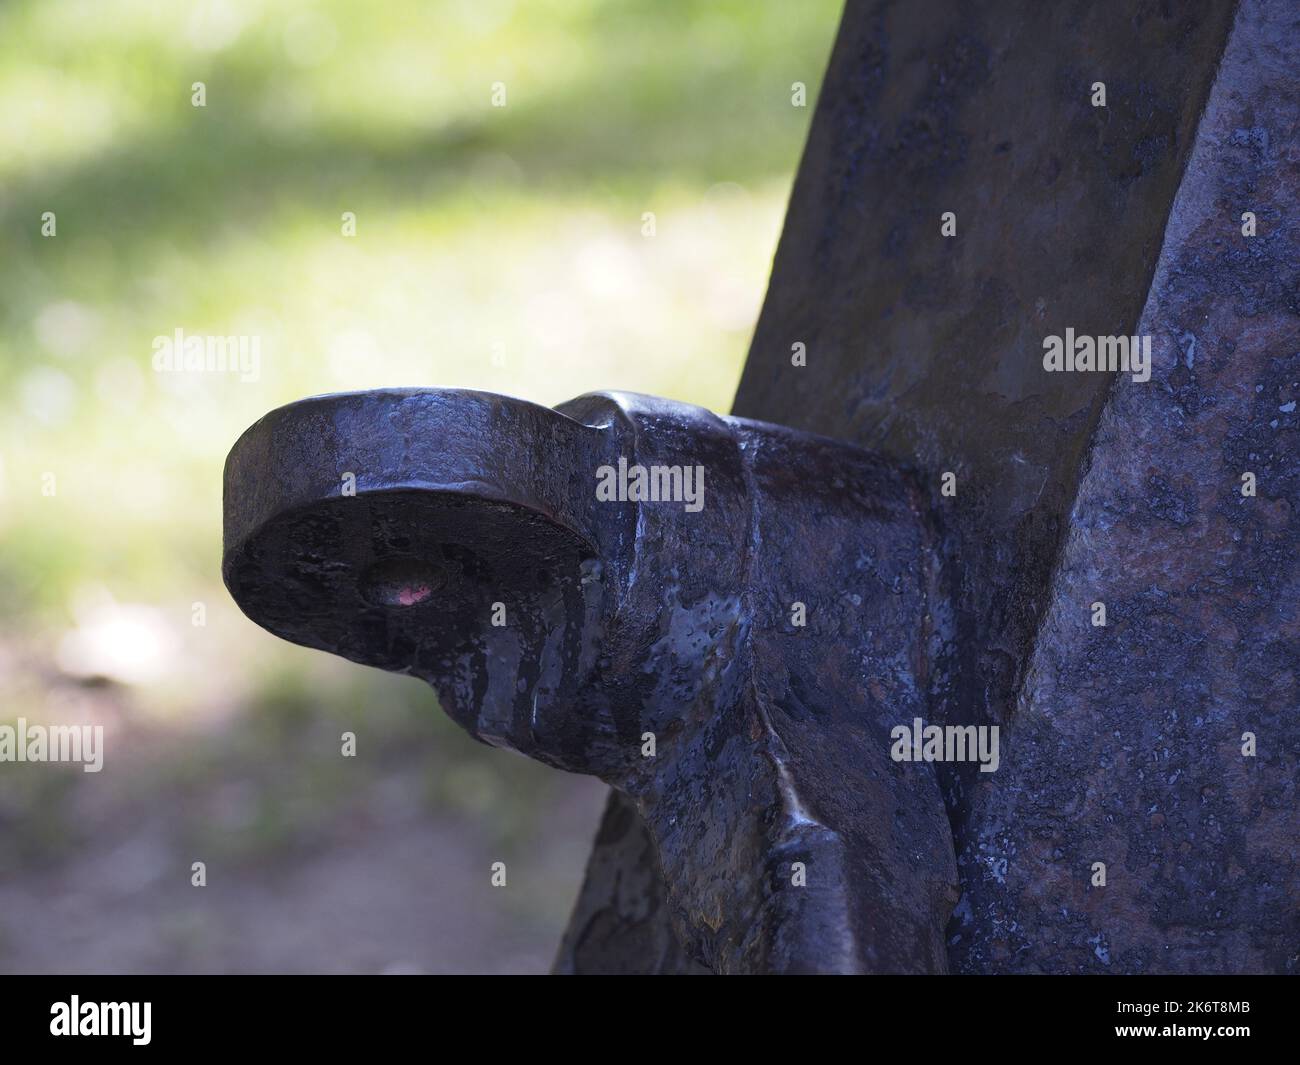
{"left": 732, "top": 0, "right": 1299, "bottom": 973}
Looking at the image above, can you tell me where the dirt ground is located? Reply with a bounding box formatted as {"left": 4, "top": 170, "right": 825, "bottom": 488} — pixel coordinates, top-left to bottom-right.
{"left": 0, "top": 646, "right": 608, "bottom": 975}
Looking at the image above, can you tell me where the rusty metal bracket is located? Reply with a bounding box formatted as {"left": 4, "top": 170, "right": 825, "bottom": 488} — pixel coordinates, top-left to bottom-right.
{"left": 223, "top": 388, "right": 959, "bottom": 973}
{"left": 223, "top": 0, "right": 1299, "bottom": 975}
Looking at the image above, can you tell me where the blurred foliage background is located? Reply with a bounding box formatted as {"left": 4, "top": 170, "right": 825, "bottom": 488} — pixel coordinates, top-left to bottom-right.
{"left": 0, "top": 0, "right": 838, "bottom": 972}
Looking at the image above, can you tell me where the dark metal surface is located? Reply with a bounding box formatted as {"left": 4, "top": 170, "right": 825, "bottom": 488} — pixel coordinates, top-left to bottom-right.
{"left": 730, "top": 0, "right": 1297, "bottom": 971}
{"left": 552, "top": 790, "right": 710, "bottom": 975}
{"left": 224, "top": 389, "right": 959, "bottom": 973}
{"left": 951, "top": 0, "right": 1300, "bottom": 973}
{"left": 737, "top": 0, "right": 1238, "bottom": 766}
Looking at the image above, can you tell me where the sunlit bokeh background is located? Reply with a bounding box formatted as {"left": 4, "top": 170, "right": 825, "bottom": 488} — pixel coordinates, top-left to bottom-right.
{"left": 0, "top": 0, "right": 838, "bottom": 972}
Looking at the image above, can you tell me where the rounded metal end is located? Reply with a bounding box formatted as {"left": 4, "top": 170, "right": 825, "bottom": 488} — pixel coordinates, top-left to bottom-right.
{"left": 221, "top": 388, "right": 599, "bottom": 671}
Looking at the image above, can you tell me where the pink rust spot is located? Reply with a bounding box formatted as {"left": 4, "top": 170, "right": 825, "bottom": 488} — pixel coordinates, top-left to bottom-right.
{"left": 359, "top": 559, "right": 445, "bottom": 608}
{"left": 397, "top": 583, "right": 433, "bottom": 606}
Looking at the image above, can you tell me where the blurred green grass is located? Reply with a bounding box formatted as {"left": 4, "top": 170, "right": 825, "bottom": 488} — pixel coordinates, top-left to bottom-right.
{"left": 0, "top": 0, "right": 840, "bottom": 970}
{"left": 0, "top": 0, "right": 839, "bottom": 620}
